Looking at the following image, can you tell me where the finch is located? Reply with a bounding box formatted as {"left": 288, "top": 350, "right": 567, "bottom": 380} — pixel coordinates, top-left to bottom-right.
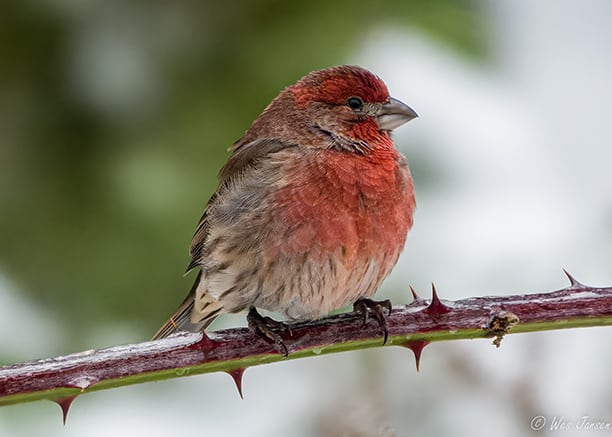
{"left": 153, "top": 65, "right": 417, "bottom": 350}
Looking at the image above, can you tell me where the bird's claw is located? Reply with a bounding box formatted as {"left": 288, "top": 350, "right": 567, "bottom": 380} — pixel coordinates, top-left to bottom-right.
{"left": 353, "top": 298, "right": 392, "bottom": 344}
{"left": 247, "top": 307, "right": 291, "bottom": 356}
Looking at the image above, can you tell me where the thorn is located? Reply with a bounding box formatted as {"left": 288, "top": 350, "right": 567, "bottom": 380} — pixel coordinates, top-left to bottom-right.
{"left": 562, "top": 269, "right": 584, "bottom": 287}
{"left": 409, "top": 285, "right": 420, "bottom": 301}
{"left": 226, "top": 368, "right": 246, "bottom": 399}
{"left": 403, "top": 340, "right": 429, "bottom": 372}
{"left": 188, "top": 330, "right": 220, "bottom": 352}
{"left": 53, "top": 395, "right": 78, "bottom": 425}
{"left": 425, "top": 283, "right": 451, "bottom": 316}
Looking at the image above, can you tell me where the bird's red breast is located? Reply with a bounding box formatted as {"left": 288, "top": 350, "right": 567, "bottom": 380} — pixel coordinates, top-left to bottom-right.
{"left": 267, "top": 135, "right": 415, "bottom": 271}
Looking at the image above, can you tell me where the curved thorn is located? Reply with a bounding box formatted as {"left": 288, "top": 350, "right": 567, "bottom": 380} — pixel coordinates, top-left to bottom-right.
{"left": 426, "top": 283, "right": 451, "bottom": 316}
{"left": 404, "top": 340, "right": 429, "bottom": 372}
{"left": 188, "top": 330, "right": 220, "bottom": 353}
{"left": 562, "top": 269, "right": 584, "bottom": 287}
{"left": 53, "top": 395, "right": 78, "bottom": 425}
{"left": 409, "top": 285, "right": 420, "bottom": 301}
{"left": 226, "top": 368, "right": 246, "bottom": 399}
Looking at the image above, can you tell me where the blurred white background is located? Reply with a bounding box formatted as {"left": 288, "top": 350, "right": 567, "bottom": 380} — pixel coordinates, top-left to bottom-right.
{"left": 1, "top": 1, "right": 611, "bottom": 436}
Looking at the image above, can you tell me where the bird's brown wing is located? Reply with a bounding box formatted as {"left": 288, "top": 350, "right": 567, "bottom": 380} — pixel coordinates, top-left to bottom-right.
{"left": 153, "top": 138, "right": 296, "bottom": 339}
{"left": 188, "top": 138, "right": 296, "bottom": 270}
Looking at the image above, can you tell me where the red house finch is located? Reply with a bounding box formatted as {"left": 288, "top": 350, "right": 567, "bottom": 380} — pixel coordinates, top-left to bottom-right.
{"left": 153, "top": 65, "right": 417, "bottom": 352}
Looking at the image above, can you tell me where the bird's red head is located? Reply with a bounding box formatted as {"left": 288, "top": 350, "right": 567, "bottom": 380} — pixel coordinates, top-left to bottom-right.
{"left": 291, "top": 65, "right": 390, "bottom": 107}
{"left": 236, "top": 65, "right": 416, "bottom": 152}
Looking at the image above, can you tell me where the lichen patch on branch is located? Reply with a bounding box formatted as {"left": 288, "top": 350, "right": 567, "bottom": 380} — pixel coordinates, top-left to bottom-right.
{"left": 485, "top": 311, "right": 520, "bottom": 348}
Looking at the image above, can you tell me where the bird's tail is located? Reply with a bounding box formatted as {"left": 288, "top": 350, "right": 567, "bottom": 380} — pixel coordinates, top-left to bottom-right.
{"left": 152, "top": 271, "right": 223, "bottom": 340}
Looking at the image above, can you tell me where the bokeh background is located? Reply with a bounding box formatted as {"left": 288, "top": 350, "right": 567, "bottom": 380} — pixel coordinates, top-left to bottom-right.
{"left": 1, "top": 1, "right": 611, "bottom": 436}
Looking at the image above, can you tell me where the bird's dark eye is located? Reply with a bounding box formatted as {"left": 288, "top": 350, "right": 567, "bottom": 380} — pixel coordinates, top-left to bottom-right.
{"left": 347, "top": 97, "right": 364, "bottom": 110}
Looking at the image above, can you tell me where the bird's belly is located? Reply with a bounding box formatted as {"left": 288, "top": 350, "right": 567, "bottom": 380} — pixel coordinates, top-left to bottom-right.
{"left": 252, "top": 243, "right": 402, "bottom": 320}
{"left": 208, "top": 209, "right": 405, "bottom": 319}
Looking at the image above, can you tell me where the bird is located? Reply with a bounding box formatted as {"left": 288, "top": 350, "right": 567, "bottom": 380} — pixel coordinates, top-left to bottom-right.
{"left": 153, "top": 65, "right": 417, "bottom": 353}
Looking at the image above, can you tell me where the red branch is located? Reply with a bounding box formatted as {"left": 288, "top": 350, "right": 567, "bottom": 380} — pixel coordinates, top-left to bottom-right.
{"left": 0, "top": 273, "right": 611, "bottom": 420}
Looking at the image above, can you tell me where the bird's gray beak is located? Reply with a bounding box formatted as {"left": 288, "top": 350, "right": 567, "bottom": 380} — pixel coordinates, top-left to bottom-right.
{"left": 376, "top": 97, "right": 418, "bottom": 131}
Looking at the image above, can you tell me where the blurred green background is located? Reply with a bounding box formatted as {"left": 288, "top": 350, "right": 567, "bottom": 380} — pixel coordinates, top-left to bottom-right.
{"left": 2, "top": 1, "right": 612, "bottom": 436}
{"left": 0, "top": 0, "right": 485, "bottom": 350}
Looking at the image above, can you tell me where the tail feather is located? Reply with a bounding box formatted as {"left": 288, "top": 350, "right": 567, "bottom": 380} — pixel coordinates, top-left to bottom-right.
{"left": 152, "top": 272, "right": 223, "bottom": 340}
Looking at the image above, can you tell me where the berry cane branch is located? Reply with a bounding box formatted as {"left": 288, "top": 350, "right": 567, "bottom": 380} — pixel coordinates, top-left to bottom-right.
{"left": 0, "top": 271, "right": 611, "bottom": 424}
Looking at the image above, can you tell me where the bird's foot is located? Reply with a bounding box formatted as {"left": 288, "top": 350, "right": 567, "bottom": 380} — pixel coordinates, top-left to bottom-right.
{"left": 247, "top": 307, "right": 291, "bottom": 356}
{"left": 353, "top": 297, "right": 393, "bottom": 344}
